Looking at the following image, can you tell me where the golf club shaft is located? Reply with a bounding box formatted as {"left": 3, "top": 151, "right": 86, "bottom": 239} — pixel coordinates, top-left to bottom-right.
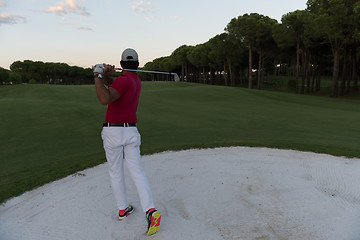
{"left": 115, "top": 68, "right": 177, "bottom": 75}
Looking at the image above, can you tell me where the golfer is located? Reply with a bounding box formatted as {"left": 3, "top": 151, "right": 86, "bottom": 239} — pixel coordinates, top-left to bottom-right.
{"left": 93, "top": 48, "right": 161, "bottom": 236}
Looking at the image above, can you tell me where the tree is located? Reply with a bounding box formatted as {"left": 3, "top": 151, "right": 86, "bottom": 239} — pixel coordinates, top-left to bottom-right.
{"left": 10, "top": 61, "right": 26, "bottom": 83}
{"left": 9, "top": 71, "right": 22, "bottom": 84}
{"left": 0, "top": 67, "right": 9, "bottom": 84}
{"left": 187, "top": 43, "right": 210, "bottom": 84}
{"left": 281, "top": 10, "right": 308, "bottom": 94}
{"left": 254, "top": 16, "right": 278, "bottom": 89}
{"left": 10, "top": 60, "right": 92, "bottom": 85}
{"left": 226, "top": 13, "right": 273, "bottom": 89}
{"left": 307, "top": 0, "right": 351, "bottom": 97}
{"left": 352, "top": 0, "right": 360, "bottom": 91}
{"left": 170, "top": 45, "right": 192, "bottom": 82}
{"left": 208, "top": 33, "right": 230, "bottom": 86}
{"left": 143, "top": 57, "right": 174, "bottom": 81}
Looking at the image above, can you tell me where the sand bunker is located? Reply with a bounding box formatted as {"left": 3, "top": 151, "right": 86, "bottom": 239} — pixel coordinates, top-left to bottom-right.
{"left": 1, "top": 147, "right": 360, "bottom": 240}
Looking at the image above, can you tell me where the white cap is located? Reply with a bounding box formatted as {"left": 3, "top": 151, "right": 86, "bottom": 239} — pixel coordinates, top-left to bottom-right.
{"left": 121, "top": 48, "right": 138, "bottom": 62}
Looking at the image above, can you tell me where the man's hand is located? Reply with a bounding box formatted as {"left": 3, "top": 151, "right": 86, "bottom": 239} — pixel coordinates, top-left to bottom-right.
{"left": 93, "top": 64, "right": 115, "bottom": 86}
{"left": 103, "top": 64, "right": 115, "bottom": 86}
{"left": 94, "top": 64, "right": 120, "bottom": 105}
{"left": 103, "top": 64, "right": 115, "bottom": 75}
{"left": 93, "top": 64, "right": 106, "bottom": 74}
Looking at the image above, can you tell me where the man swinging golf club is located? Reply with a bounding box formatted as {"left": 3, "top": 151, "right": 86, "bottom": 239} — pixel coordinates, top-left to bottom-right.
{"left": 93, "top": 48, "right": 161, "bottom": 236}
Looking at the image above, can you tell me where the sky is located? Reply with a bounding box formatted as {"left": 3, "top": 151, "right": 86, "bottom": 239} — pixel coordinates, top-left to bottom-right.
{"left": 0, "top": 0, "right": 307, "bottom": 70}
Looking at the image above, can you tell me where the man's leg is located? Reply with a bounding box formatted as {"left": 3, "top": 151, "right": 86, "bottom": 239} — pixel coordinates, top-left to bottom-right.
{"left": 102, "top": 128, "right": 129, "bottom": 210}
{"left": 123, "top": 128, "right": 155, "bottom": 212}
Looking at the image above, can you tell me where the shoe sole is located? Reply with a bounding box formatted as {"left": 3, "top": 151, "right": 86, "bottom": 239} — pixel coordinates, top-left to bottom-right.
{"left": 147, "top": 212, "right": 161, "bottom": 236}
{"left": 119, "top": 207, "right": 135, "bottom": 221}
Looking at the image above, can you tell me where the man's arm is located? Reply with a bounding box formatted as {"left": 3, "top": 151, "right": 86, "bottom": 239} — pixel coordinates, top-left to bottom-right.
{"left": 94, "top": 65, "right": 120, "bottom": 105}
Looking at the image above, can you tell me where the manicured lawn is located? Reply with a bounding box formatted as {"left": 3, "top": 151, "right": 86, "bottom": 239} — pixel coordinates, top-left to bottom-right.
{"left": 139, "top": 82, "right": 360, "bottom": 156}
{"left": 0, "top": 82, "right": 359, "bottom": 203}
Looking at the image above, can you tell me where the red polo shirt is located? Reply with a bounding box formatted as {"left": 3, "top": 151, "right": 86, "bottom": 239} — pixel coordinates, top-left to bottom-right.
{"left": 105, "top": 72, "right": 141, "bottom": 123}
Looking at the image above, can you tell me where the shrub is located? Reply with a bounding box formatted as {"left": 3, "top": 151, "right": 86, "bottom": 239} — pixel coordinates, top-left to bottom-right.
{"left": 287, "top": 79, "right": 296, "bottom": 89}
{"left": 29, "top": 79, "right": 38, "bottom": 84}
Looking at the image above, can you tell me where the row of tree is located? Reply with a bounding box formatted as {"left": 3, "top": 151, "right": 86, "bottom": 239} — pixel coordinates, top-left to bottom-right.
{"left": 1, "top": 60, "right": 93, "bottom": 85}
{"left": 1, "top": 0, "right": 359, "bottom": 98}
{"left": 143, "top": 0, "right": 360, "bottom": 97}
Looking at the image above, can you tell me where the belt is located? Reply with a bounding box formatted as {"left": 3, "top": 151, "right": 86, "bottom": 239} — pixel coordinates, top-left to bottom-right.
{"left": 103, "top": 123, "right": 136, "bottom": 127}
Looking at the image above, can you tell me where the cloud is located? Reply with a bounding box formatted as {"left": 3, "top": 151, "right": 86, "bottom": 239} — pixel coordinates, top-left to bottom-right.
{"left": 0, "top": 0, "right": 6, "bottom": 7}
{"left": 59, "top": 18, "right": 92, "bottom": 31}
{"left": 0, "top": 12, "right": 27, "bottom": 25}
{"left": 45, "top": 0, "right": 90, "bottom": 16}
{"left": 77, "top": 26, "right": 93, "bottom": 31}
{"left": 60, "top": 18, "right": 74, "bottom": 25}
{"left": 130, "top": 1, "right": 152, "bottom": 14}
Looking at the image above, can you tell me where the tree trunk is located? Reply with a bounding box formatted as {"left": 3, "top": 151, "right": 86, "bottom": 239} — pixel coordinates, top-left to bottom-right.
{"left": 198, "top": 68, "right": 201, "bottom": 83}
{"left": 248, "top": 42, "right": 253, "bottom": 89}
{"left": 223, "top": 61, "right": 228, "bottom": 86}
{"left": 181, "top": 63, "right": 185, "bottom": 81}
{"left": 331, "top": 40, "right": 340, "bottom": 97}
{"left": 226, "top": 55, "right": 233, "bottom": 86}
{"left": 202, "top": 66, "right": 206, "bottom": 84}
{"left": 295, "top": 37, "right": 300, "bottom": 94}
{"left": 210, "top": 70, "right": 214, "bottom": 85}
{"left": 316, "top": 74, "right": 321, "bottom": 92}
{"left": 311, "top": 61, "right": 316, "bottom": 93}
{"left": 310, "top": 54, "right": 318, "bottom": 93}
{"left": 261, "top": 55, "right": 265, "bottom": 88}
{"left": 257, "top": 47, "right": 262, "bottom": 89}
{"left": 348, "top": 44, "right": 356, "bottom": 93}
{"left": 306, "top": 50, "right": 311, "bottom": 93}
{"left": 341, "top": 44, "right": 348, "bottom": 96}
{"left": 352, "top": 45, "right": 358, "bottom": 91}
{"left": 301, "top": 49, "right": 306, "bottom": 94}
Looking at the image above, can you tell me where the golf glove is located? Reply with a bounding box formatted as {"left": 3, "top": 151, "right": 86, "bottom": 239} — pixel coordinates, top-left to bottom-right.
{"left": 93, "top": 64, "right": 106, "bottom": 74}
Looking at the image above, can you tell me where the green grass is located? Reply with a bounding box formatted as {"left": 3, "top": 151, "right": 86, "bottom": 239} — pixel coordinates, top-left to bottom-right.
{"left": 1, "top": 82, "right": 359, "bottom": 203}
{"left": 0, "top": 85, "right": 106, "bottom": 203}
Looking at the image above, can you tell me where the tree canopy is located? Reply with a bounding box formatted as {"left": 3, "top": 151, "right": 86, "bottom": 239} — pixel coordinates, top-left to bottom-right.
{"left": 2, "top": 0, "right": 359, "bottom": 98}
{"left": 6, "top": 60, "right": 93, "bottom": 85}
{"left": 142, "top": 0, "right": 359, "bottom": 97}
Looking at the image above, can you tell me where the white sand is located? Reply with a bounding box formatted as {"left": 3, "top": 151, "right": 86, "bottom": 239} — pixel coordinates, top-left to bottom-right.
{"left": 1, "top": 147, "right": 360, "bottom": 240}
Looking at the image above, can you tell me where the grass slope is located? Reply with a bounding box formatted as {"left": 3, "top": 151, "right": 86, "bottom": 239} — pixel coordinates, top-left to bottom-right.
{"left": 139, "top": 82, "right": 360, "bottom": 156}
{"left": 0, "top": 82, "right": 359, "bottom": 203}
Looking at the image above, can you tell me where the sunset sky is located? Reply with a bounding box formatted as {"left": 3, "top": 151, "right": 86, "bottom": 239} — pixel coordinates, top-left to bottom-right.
{"left": 0, "top": 0, "right": 307, "bottom": 70}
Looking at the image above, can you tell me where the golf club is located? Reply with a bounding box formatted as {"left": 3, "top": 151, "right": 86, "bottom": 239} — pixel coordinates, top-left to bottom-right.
{"left": 115, "top": 68, "right": 180, "bottom": 82}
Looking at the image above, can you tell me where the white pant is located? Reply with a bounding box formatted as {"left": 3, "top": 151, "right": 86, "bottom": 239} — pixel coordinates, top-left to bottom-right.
{"left": 101, "top": 127, "right": 154, "bottom": 212}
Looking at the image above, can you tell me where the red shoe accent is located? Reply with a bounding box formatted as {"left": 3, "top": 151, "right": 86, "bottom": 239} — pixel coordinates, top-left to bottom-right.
{"left": 146, "top": 208, "right": 161, "bottom": 236}
{"left": 119, "top": 209, "right": 127, "bottom": 216}
{"left": 119, "top": 205, "right": 134, "bottom": 220}
{"left": 150, "top": 214, "right": 161, "bottom": 227}
{"left": 146, "top": 208, "right": 156, "bottom": 215}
